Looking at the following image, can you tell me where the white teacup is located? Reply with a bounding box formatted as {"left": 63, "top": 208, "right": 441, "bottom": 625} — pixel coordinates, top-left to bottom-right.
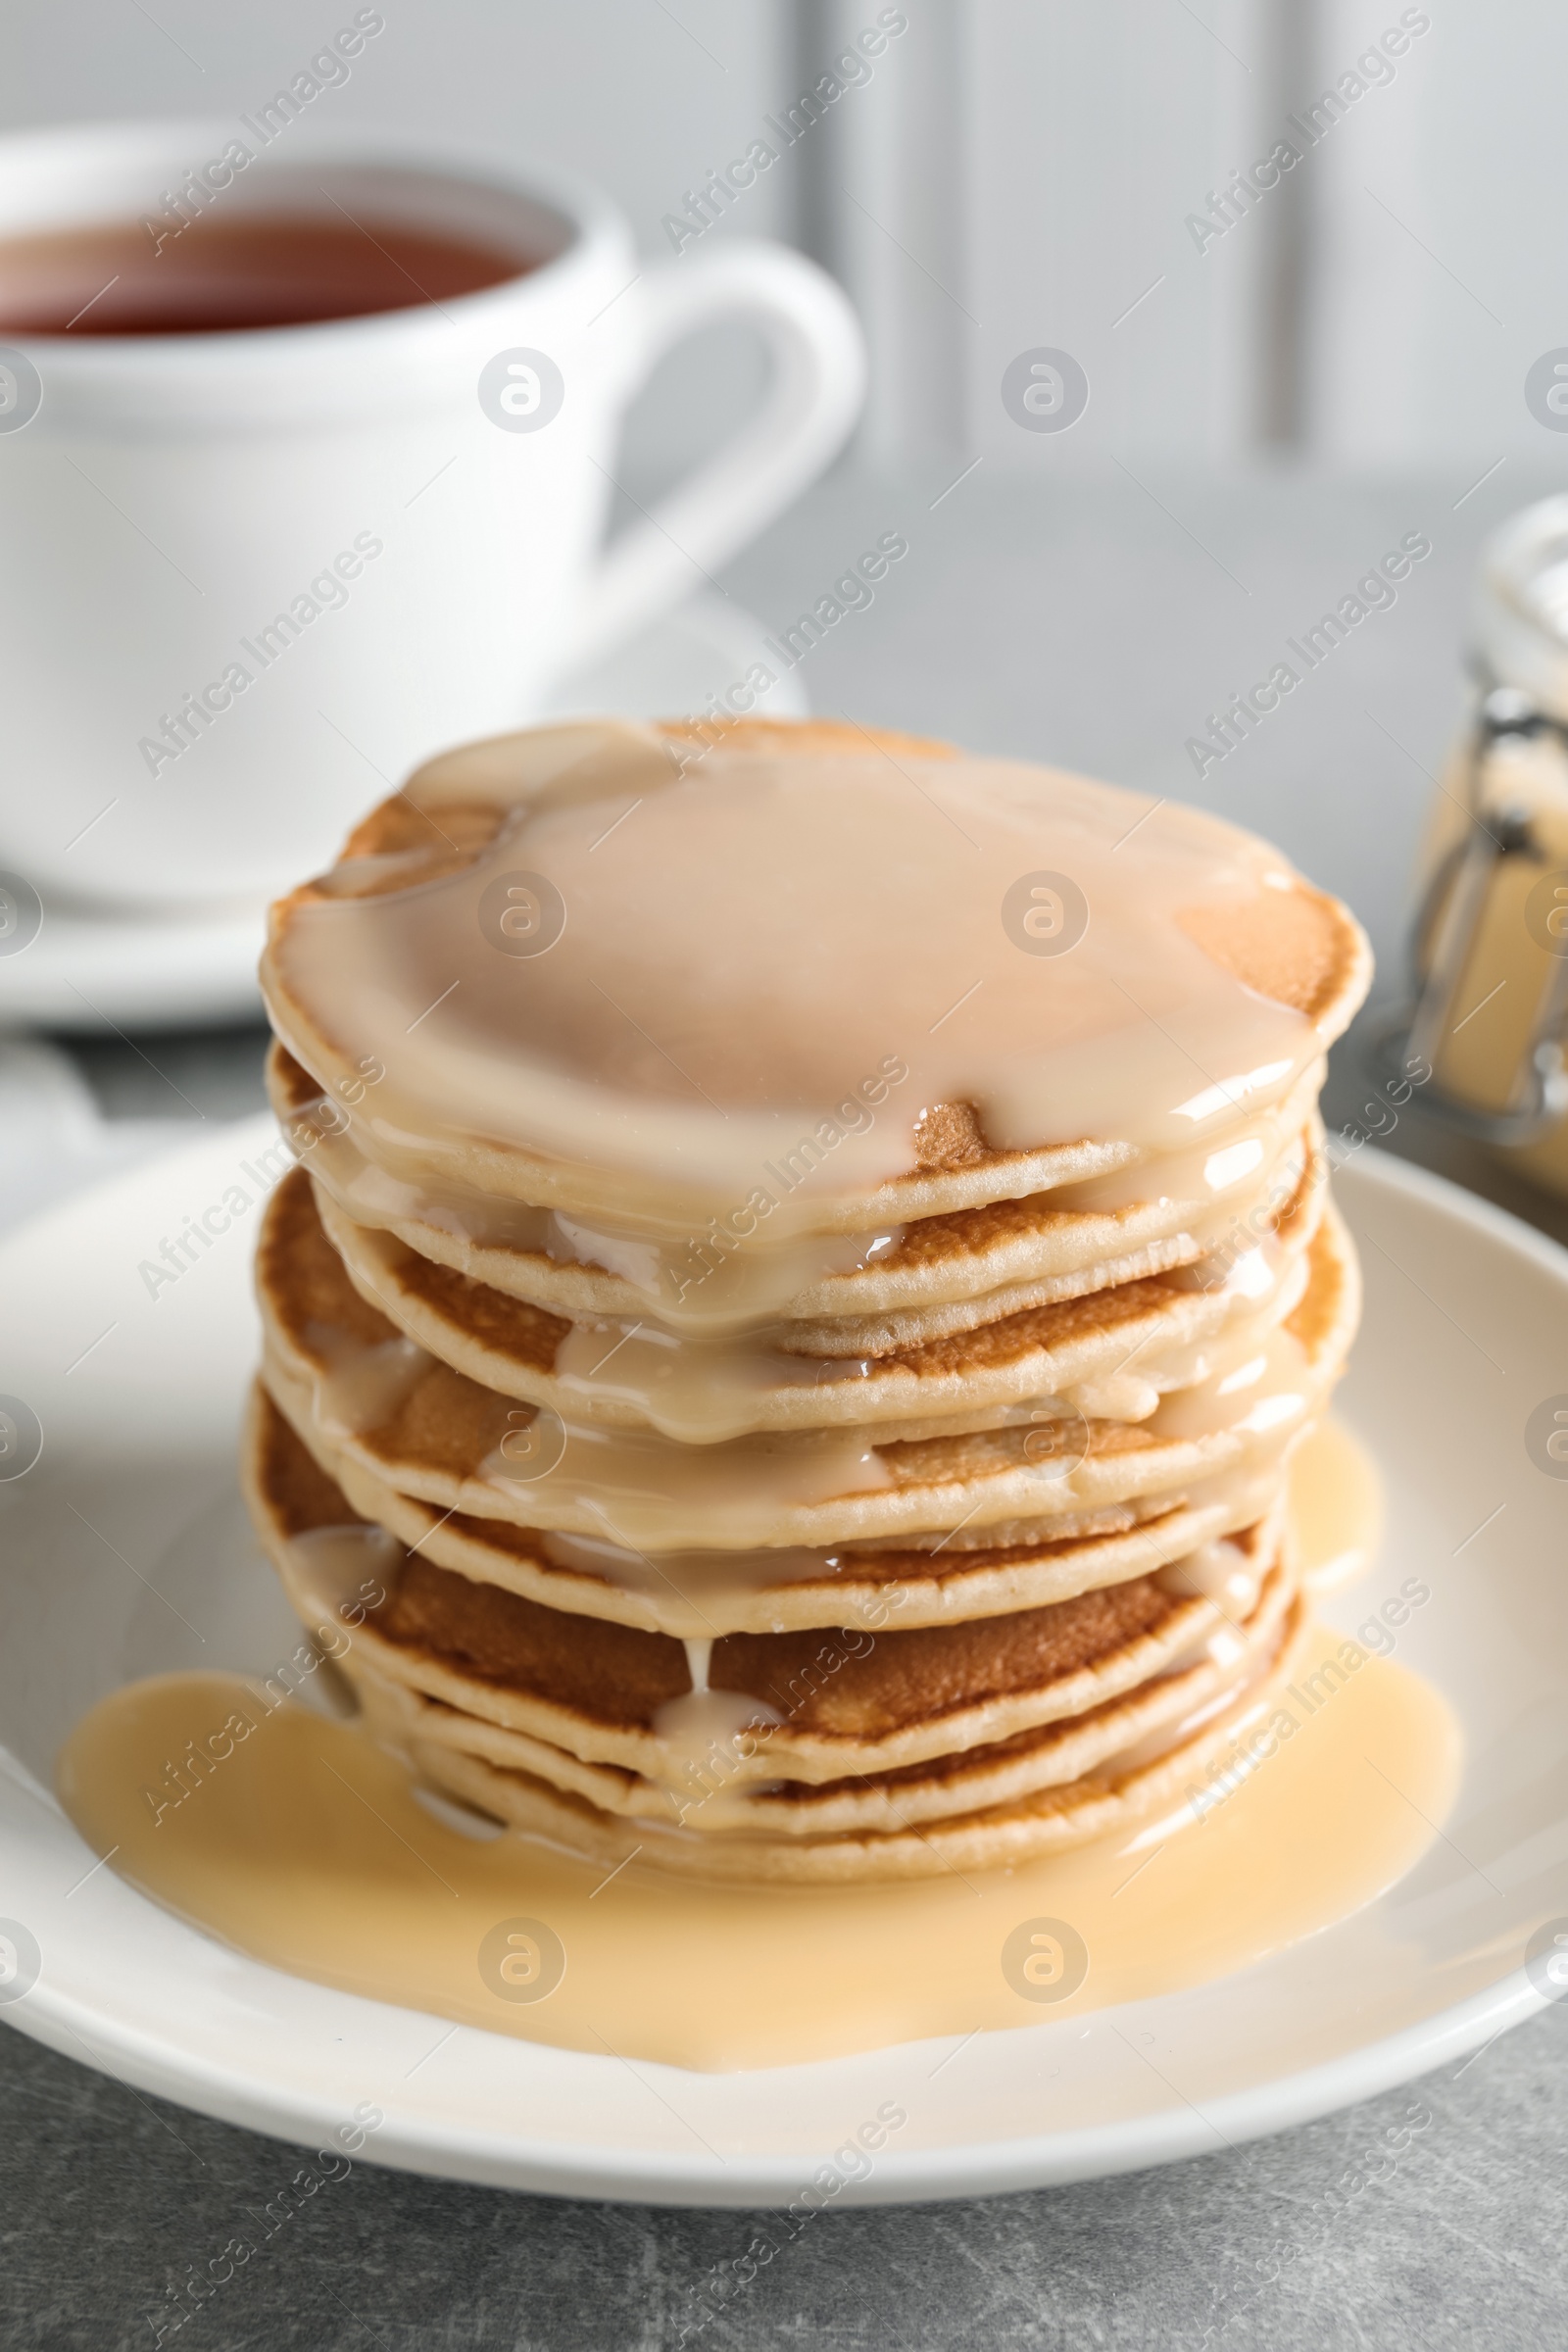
{"left": 0, "top": 120, "right": 863, "bottom": 912}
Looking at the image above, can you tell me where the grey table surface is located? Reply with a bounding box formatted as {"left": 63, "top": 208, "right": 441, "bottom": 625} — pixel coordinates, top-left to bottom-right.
{"left": 7, "top": 462, "right": 1568, "bottom": 2351}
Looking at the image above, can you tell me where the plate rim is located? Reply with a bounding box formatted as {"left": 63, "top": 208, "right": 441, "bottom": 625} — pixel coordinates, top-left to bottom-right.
{"left": 1, "top": 1136, "right": 1562, "bottom": 2205}
{"left": 1, "top": 1957, "right": 1543, "bottom": 2206}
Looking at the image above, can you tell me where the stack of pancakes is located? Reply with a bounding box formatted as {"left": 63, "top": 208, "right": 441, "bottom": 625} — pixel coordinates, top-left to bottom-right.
{"left": 242, "top": 718, "right": 1371, "bottom": 1882}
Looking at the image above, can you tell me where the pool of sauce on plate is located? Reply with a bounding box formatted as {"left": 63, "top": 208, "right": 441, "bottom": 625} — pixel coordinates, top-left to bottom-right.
{"left": 55, "top": 1427, "right": 1454, "bottom": 2072}
{"left": 1290, "top": 1415, "right": 1385, "bottom": 1595}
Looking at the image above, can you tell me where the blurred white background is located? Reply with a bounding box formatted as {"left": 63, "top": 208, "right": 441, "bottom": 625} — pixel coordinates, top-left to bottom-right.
{"left": 7, "top": 0, "right": 1564, "bottom": 471}
{"left": 7, "top": 0, "right": 1567, "bottom": 1095}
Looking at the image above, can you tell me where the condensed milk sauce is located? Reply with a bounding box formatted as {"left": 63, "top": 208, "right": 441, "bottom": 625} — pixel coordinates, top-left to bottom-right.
{"left": 256, "top": 731, "right": 1361, "bottom": 1506}
{"left": 56, "top": 1427, "right": 1459, "bottom": 2071}
{"left": 317, "top": 1156, "right": 1316, "bottom": 1447}
{"left": 264, "top": 726, "right": 1334, "bottom": 1231}
{"left": 297, "top": 1063, "right": 1320, "bottom": 1334}
{"left": 264, "top": 1332, "right": 1320, "bottom": 1561}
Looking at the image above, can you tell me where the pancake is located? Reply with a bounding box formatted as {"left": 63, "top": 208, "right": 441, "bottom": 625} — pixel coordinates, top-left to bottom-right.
{"left": 272, "top": 1036, "right": 1326, "bottom": 1334}
{"left": 321, "top": 1551, "right": 1296, "bottom": 1822}
{"left": 247, "top": 1384, "right": 1288, "bottom": 1789}
{"left": 260, "top": 718, "right": 1373, "bottom": 1234}
{"left": 240, "top": 712, "right": 1368, "bottom": 1887}
{"left": 254, "top": 1184, "right": 1357, "bottom": 1553}
{"left": 245, "top": 1373, "right": 1299, "bottom": 1878}
{"left": 309, "top": 1156, "right": 1324, "bottom": 1441}
{"left": 391, "top": 1595, "right": 1309, "bottom": 1882}
{"left": 351, "top": 1573, "right": 1294, "bottom": 1837}
{"left": 359, "top": 1560, "right": 1292, "bottom": 1792}
{"left": 243, "top": 1375, "right": 1280, "bottom": 1636}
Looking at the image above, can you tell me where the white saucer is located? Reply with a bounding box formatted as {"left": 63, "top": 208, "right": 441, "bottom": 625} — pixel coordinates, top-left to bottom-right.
{"left": 1, "top": 1131, "right": 1564, "bottom": 2204}
{"left": 0, "top": 595, "right": 806, "bottom": 1035}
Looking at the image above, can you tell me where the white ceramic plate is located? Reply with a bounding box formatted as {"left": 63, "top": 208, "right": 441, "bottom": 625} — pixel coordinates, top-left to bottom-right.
{"left": 0, "top": 1127, "right": 1564, "bottom": 2205}
{"left": 0, "top": 594, "right": 806, "bottom": 1033}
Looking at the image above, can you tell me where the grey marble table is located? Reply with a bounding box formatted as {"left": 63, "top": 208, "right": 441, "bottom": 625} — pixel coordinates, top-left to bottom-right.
{"left": 6, "top": 464, "right": 1568, "bottom": 2351}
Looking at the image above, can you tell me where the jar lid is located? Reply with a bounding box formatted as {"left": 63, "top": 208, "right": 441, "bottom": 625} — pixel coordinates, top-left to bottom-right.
{"left": 1475, "top": 496, "right": 1568, "bottom": 722}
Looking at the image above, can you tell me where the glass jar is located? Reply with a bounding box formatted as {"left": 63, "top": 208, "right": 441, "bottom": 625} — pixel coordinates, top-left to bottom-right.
{"left": 1401, "top": 496, "right": 1568, "bottom": 1194}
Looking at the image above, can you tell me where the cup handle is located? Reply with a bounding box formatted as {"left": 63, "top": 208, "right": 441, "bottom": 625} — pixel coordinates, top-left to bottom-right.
{"left": 564, "top": 240, "right": 866, "bottom": 671}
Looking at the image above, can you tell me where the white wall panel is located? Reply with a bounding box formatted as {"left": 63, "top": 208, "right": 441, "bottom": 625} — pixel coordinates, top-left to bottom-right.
{"left": 793, "top": 0, "right": 969, "bottom": 462}
{"left": 1303, "top": 0, "right": 1568, "bottom": 466}
{"left": 3, "top": 2, "right": 1557, "bottom": 469}
{"left": 965, "top": 0, "right": 1288, "bottom": 466}
{"left": 806, "top": 0, "right": 1291, "bottom": 465}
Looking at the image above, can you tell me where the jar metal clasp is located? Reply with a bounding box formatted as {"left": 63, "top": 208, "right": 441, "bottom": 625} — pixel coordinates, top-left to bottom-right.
{"left": 1377, "top": 682, "right": 1568, "bottom": 1144}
